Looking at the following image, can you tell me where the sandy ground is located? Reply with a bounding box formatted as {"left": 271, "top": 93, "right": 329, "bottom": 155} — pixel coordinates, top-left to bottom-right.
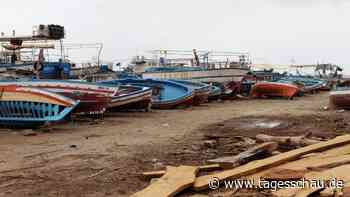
{"left": 0, "top": 92, "right": 349, "bottom": 197}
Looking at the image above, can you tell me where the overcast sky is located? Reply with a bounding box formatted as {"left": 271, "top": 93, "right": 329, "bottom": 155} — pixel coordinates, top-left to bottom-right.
{"left": 1, "top": 0, "right": 350, "bottom": 67}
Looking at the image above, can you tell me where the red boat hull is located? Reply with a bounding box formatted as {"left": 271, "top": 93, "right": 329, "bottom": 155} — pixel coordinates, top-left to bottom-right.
{"left": 250, "top": 82, "right": 299, "bottom": 99}
{"left": 60, "top": 92, "right": 111, "bottom": 114}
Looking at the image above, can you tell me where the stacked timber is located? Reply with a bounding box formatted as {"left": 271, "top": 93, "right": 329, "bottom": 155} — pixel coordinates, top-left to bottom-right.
{"left": 135, "top": 135, "right": 350, "bottom": 197}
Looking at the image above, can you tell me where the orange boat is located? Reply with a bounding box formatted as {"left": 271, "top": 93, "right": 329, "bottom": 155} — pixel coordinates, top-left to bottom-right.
{"left": 250, "top": 82, "right": 299, "bottom": 99}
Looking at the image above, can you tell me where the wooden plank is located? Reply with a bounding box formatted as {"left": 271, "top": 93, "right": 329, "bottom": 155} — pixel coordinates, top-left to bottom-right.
{"left": 319, "top": 187, "right": 335, "bottom": 197}
{"left": 208, "top": 142, "right": 278, "bottom": 168}
{"left": 193, "top": 135, "right": 350, "bottom": 191}
{"left": 132, "top": 166, "right": 199, "bottom": 197}
{"left": 256, "top": 134, "right": 320, "bottom": 147}
{"left": 142, "top": 164, "right": 221, "bottom": 179}
{"left": 306, "top": 157, "right": 350, "bottom": 171}
{"left": 245, "top": 144, "right": 350, "bottom": 185}
{"left": 274, "top": 164, "right": 350, "bottom": 197}
{"left": 342, "top": 182, "right": 350, "bottom": 197}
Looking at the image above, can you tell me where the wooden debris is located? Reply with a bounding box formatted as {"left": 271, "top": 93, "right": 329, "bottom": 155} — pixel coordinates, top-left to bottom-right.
{"left": 343, "top": 186, "right": 350, "bottom": 197}
{"left": 22, "top": 129, "right": 37, "bottom": 136}
{"left": 306, "top": 157, "right": 350, "bottom": 171}
{"left": 188, "top": 195, "right": 209, "bottom": 197}
{"left": 256, "top": 133, "right": 321, "bottom": 148}
{"left": 319, "top": 187, "right": 335, "bottom": 197}
{"left": 86, "top": 169, "right": 105, "bottom": 179}
{"left": 261, "top": 168, "right": 305, "bottom": 181}
{"left": 274, "top": 164, "right": 350, "bottom": 197}
{"left": 132, "top": 166, "right": 199, "bottom": 197}
{"left": 207, "top": 142, "right": 278, "bottom": 169}
{"left": 245, "top": 145, "right": 350, "bottom": 184}
{"left": 142, "top": 164, "right": 221, "bottom": 179}
{"left": 193, "top": 135, "right": 350, "bottom": 191}
{"left": 143, "top": 171, "right": 166, "bottom": 179}
{"left": 299, "top": 152, "right": 321, "bottom": 159}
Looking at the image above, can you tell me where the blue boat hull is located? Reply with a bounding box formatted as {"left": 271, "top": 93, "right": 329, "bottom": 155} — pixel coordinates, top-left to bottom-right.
{"left": 101, "top": 79, "right": 195, "bottom": 109}
{"left": 0, "top": 86, "right": 79, "bottom": 128}
{"left": 0, "top": 101, "right": 77, "bottom": 128}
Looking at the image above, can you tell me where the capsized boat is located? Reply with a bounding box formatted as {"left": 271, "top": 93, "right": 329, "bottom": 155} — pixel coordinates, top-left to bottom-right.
{"left": 0, "top": 85, "right": 78, "bottom": 127}
{"left": 0, "top": 80, "right": 118, "bottom": 114}
{"left": 105, "top": 79, "right": 195, "bottom": 109}
{"left": 169, "top": 79, "right": 210, "bottom": 105}
{"left": 329, "top": 88, "right": 350, "bottom": 110}
{"left": 250, "top": 82, "right": 299, "bottom": 99}
{"left": 98, "top": 81, "right": 153, "bottom": 111}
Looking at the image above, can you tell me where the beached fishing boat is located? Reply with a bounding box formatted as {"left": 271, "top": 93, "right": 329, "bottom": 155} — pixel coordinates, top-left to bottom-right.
{"left": 0, "top": 85, "right": 78, "bottom": 127}
{"left": 207, "top": 84, "right": 222, "bottom": 100}
{"left": 250, "top": 82, "right": 299, "bottom": 99}
{"left": 98, "top": 82, "right": 153, "bottom": 111}
{"left": 276, "top": 77, "right": 326, "bottom": 94}
{"left": 329, "top": 88, "right": 350, "bottom": 110}
{"left": 105, "top": 79, "right": 194, "bottom": 109}
{"left": 169, "top": 79, "right": 210, "bottom": 105}
{"left": 0, "top": 80, "right": 118, "bottom": 114}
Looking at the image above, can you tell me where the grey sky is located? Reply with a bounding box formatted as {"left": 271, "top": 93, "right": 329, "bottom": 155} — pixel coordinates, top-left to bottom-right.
{"left": 1, "top": 0, "right": 350, "bottom": 66}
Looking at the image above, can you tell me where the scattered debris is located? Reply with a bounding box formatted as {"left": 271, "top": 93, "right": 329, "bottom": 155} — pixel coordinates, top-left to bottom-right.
{"left": 132, "top": 166, "right": 198, "bottom": 197}
{"left": 142, "top": 164, "right": 221, "bottom": 179}
{"left": 306, "top": 156, "right": 350, "bottom": 171}
{"left": 261, "top": 168, "right": 305, "bottom": 181}
{"left": 69, "top": 144, "right": 78, "bottom": 148}
{"left": 162, "top": 123, "right": 170, "bottom": 127}
{"left": 255, "top": 133, "right": 321, "bottom": 148}
{"left": 321, "top": 106, "right": 329, "bottom": 111}
{"left": 274, "top": 164, "right": 350, "bottom": 197}
{"left": 86, "top": 169, "right": 105, "bottom": 179}
{"left": 203, "top": 140, "right": 217, "bottom": 148}
{"left": 22, "top": 129, "right": 37, "bottom": 136}
{"left": 336, "top": 109, "right": 345, "bottom": 113}
{"left": 193, "top": 135, "right": 350, "bottom": 191}
{"left": 207, "top": 142, "right": 278, "bottom": 169}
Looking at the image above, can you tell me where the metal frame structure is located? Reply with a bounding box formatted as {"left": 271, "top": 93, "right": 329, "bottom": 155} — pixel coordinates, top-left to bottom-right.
{"left": 147, "top": 49, "right": 251, "bottom": 69}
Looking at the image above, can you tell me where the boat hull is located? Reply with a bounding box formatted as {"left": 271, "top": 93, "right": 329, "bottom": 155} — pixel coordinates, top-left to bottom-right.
{"left": 250, "top": 82, "right": 299, "bottom": 99}
{"left": 59, "top": 92, "right": 111, "bottom": 114}
{"left": 103, "top": 79, "right": 195, "bottom": 109}
{"left": 0, "top": 86, "right": 78, "bottom": 127}
{"left": 207, "top": 85, "right": 222, "bottom": 100}
{"left": 169, "top": 80, "right": 210, "bottom": 105}
{"left": 329, "top": 90, "right": 350, "bottom": 110}
{"left": 107, "top": 85, "right": 153, "bottom": 111}
{"left": 151, "top": 94, "right": 194, "bottom": 109}
{"left": 0, "top": 80, "right": 117, "bottom": 114}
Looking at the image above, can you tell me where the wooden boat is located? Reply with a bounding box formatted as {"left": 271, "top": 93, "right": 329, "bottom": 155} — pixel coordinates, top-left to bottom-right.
{"left": 0, "top": 85, "right": 78, "bottom": 127}
{"left": 0, "top": 80, "right": 118, "bottom": 114}
{"left": 207, "top": 84, "right": 222, "bottom": 100}
{"left": 106, "top": 79, "right": 195, "bottom": 109}
{"left": 329, "top": 89, "right": 350, "bottom": 110}
{"left": 276, "top": 77, "right": 326, "bottom": 94}
{"left": 169, "top": 79, "right": 210, "bottom": 105}
{"left": 98, "top": 82, "right": 153, "bottom": 111}
{"left": 250, "top": 82, "right": 299, "bottom": 99}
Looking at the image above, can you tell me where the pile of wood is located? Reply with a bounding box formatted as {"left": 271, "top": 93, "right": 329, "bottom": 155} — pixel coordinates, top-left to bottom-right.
{"left": 133, "top": 134, "right": 350, "bottom": 197}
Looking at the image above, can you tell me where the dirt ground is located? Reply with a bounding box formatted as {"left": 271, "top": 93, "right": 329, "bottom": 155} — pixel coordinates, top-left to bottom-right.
{"left": 1, "top": 92, "right": 350, "bottom": 197}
